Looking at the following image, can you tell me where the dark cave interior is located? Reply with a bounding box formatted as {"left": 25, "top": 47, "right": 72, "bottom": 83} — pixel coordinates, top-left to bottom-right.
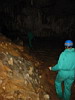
{"left": 0, "top": 1, "right": 75, "bottom": 100}
{"left": 0, "top": 0, "right": 75, "bottom": 43}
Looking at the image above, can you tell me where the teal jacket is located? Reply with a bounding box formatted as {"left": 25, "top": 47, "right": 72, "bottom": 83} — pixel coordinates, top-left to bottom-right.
{"left": 51, "top": 48, "right": 75, "bottom": 71}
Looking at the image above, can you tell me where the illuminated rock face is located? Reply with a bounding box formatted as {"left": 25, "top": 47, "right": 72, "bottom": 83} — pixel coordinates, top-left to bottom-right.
{"left": 0, "top": 35, "right": 53, "bottom": 100}
{"left": 0, "top": 36, "right": 38, "bottom": 100}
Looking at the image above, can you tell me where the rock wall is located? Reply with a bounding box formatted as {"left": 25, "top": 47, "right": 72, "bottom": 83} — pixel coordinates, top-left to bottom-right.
{"left": 0, "top": 36, "right": 52, "bottom": 100}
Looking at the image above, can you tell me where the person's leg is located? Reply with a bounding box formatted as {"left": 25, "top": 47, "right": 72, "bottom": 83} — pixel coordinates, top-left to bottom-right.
{"left": 29, "top": 39, "right": 32, "bottom": 48}
{"left": 63, "top": 79, "right": 74, "bottom": 100}
{"left": 55, "top": 74, "right": 63, "bottom": 98}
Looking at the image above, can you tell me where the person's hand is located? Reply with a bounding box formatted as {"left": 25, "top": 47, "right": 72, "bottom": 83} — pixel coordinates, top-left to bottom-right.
{"left": 48, "top": 67, "right": 51, "bottom": 70}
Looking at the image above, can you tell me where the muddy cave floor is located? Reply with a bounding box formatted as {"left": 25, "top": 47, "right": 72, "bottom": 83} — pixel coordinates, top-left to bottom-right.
{"left": 26, "top": 39, "right": 75, "bottom": 100}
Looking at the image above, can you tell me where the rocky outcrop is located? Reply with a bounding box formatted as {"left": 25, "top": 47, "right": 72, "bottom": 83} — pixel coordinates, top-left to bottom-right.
{"left": 0, "top": 35, "right": 52, "bottom": 100}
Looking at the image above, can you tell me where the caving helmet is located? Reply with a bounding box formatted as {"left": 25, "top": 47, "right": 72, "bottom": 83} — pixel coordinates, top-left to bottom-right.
{"left": 64, "top": 40, "right": 73, "bottom": 47}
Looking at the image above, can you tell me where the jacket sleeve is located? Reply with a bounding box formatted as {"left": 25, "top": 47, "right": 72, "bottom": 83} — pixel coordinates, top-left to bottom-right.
{"left": 51, "top": 64, "right": 59, "bottom": 71}
{"left": 51, "top": 52, "right": 65, "bottom": 71}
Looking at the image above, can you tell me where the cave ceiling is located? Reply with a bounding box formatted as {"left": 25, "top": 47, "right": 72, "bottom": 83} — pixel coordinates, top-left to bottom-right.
{"left": 0, "top": 0, "right": 75, "bottom": 38}
{"left": 0, "top": 0, "right": 75, "bottom": 15}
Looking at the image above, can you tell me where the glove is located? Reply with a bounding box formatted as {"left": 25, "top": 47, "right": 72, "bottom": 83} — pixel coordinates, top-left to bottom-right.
{"left": 49, "top": 67, "right": 51, "bottom": 70}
